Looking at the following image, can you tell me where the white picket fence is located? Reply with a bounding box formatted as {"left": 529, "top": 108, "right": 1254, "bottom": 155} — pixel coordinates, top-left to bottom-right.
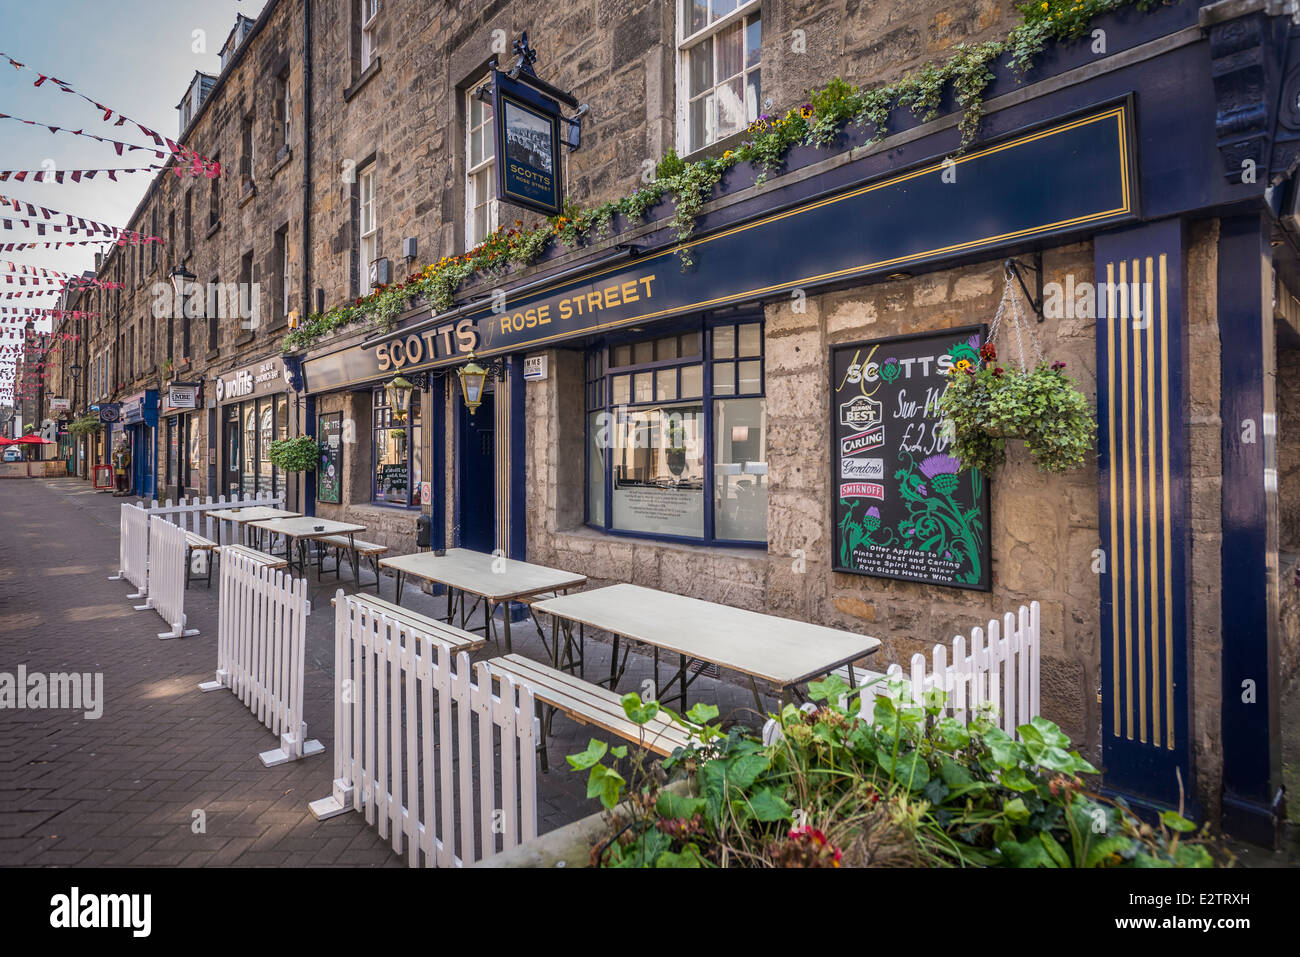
{"left": 198, "top": 547, "right": 322, "bottom": 766}
{"left": 138, "top": 515, "right": 200, "bottom": 639}
{"left": 768, "top": 602, "right": 1042, "bottom": 743}
{"left": 138, "top": 492, "right": 284, "bottom": 541}
{"left": 310, "top": 591, "right": 540, "bottom": 868}
{"left": 109, "top": 502, "right": 149, "bottom": 600}
{"left": 870, "top": 602, "right": 1041, "bottom": 738}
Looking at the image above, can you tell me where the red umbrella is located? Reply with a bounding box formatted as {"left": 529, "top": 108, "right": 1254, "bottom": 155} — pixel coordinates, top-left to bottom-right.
{"left": 0, "top": 437, "right": 14, "bottom": 446}
{"left": 15, "top": 434, "right": 52, "bottom": 444}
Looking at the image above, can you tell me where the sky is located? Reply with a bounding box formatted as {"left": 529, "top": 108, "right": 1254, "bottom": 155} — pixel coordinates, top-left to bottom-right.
{"left": 0, "top": 0, "right": 267, "bottom": 398}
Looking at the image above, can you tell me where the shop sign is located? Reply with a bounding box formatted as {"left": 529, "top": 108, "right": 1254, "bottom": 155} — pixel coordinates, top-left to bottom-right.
{"left": 97, "top": 403, "right": 120, "bottom": 423}
{"left": 119, "top": 390, "right": 159, "bottom": 427}
{"left": 522, "top": 356, "right": 548, "bottom": 380}
{"left": 166, "top": 383, "right": 199, "bottom": 410}
{"left": 830, "top": 327, "right": 990, "bottom": 591}
{"left": 214, "top": 357, "right": 283, "bottom": 403}
{"left": 317, "top": 411, "right": 343, "bottom": 505}
{"left": 49, "top": 397, "right": 71, "bottom": 412}
{"left": 493, "top": 72, "right": 563, "bottom": 216}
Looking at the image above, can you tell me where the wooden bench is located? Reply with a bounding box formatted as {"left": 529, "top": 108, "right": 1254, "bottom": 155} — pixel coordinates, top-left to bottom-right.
{"left": 220, "top": 543, "right": 288, "bottom": 571}
{"left": 184, "top": 531, "right": 218, "bottom": 589}
{"left": 336, "top": 593, "right": 485, "bottom": 653}
{"left": 315, "top": 534, "right": 389, "bottom": 594}
{"left": 486, "top": 654, "right": 694, "bottom": 768}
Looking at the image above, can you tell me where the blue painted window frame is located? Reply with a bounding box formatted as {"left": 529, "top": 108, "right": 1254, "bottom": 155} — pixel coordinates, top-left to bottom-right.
{"left": 371, "top": 386, "right": 422, "bottom": 508}
{"left": 584, "top": 314, "right": 766, "bottom": 547}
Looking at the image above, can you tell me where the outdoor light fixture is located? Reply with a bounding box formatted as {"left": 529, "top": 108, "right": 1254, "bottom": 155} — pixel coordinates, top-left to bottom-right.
{"left": 457, "top": 354, "right": 489, "bottom": 415}
{"left": 384, "top": 375, "right": 414, "bottom": 422}
{"left": 169, "top": 265, "right": 197, "bottom": 309}
{"left": 70, "top": 363, "right": 81, "bottom": 381}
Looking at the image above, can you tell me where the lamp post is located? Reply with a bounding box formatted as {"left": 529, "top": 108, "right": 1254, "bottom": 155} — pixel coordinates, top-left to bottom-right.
{"left": 456, "top": 354, "right": 489, "bottom": 415}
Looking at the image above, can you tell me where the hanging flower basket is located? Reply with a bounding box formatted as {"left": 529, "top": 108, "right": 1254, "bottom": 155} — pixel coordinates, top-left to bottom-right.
{"left": 267, "top": 435, "right": 320, "bottom": 472}
{"left": 938, "top": 270, "right": 1096, "bottom": 474}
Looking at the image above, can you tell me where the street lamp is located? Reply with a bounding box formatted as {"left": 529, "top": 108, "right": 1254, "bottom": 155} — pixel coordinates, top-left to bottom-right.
{"left": 384, "top": 375, "right": 414, "bottom": 423}
{"left": 456, "top": 354, "right": 488, "bottom": 415}
{"left": 169, "top": 265, "right": 196, "bottom": 310}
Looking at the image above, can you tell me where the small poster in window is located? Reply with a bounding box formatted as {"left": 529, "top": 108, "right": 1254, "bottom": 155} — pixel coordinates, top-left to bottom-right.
{"left": 420, "top": 481, "right": 431, "bottom": 506}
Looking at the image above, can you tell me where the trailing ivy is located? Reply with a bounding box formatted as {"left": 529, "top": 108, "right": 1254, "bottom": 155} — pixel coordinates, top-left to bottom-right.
{"left": 282, "top": 0, "right": 1171, "bottom": 355}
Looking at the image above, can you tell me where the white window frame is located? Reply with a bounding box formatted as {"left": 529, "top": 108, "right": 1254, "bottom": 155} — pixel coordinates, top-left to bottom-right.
{"left": 361, "top": 0, "right": 381, "bottom": 72}
{"left": 281, "top": 232, "right": 292, "bottom": 319}
{"left": 675, "top": 0, "right": 762, "bottom": 156}
{"left": 359, "top": 164, "right": 377, "bottom": 296}
{"left": 280, "top": 72, "right": 291, "bottom": 147}
{"left": 464, "top": 82, "right": 497, "bottom": 249}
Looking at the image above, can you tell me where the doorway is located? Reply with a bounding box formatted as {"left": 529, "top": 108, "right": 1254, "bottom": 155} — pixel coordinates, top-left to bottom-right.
{"left": 457, "top": 389, "right": 495, "bottom": 552}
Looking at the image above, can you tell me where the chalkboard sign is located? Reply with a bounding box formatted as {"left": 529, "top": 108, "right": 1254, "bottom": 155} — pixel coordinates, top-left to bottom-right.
{"left": 317, "top": 412, "right": 343, "bottom": 505}
{"left": 830, "top": 326, "right": 990, "bottom": 590}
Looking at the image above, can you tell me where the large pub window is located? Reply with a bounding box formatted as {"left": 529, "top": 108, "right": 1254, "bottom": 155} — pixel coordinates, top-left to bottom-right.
{"left": 225, "top": 395, "right": 289, "bottom": 498}
{"left": 586, "top": 317, "right": 767, "bottom": 545}
{"left": 372, "top": 386, "right": 420, "bottom": 506}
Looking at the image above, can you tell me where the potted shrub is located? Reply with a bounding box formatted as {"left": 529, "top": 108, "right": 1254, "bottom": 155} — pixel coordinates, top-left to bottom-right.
{"left": 267, "top": 435, "right": 321, "bottom": 472}
{"left": 938, "top": 340, "right": 1095, "bottom": 474}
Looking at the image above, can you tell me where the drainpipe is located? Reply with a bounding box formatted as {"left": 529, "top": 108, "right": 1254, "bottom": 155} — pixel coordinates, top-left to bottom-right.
{"left": 301, "top": 0, "right": 314, "bottom": 511}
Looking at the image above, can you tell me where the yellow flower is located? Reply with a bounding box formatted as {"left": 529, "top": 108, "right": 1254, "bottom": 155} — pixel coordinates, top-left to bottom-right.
{"left": 1041, "top": 2, "right": 1048, "bottom": 8}
{"left": 955, "top": 359, "right": 972, "bottom": 372}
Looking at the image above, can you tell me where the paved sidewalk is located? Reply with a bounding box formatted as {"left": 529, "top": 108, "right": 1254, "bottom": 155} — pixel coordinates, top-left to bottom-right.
{"left": 0, "top": 477, "right": 768, "bottom": 867}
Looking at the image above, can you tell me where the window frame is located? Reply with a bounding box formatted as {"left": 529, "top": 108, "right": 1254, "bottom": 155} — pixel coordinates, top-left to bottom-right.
{"left": 585, "top": 314, "right": 767, "bottom": 547}
{"left": 464, "top": 82, "right": 497, "bottom": 249}
{"left": 675, "top": 0, "right": 763, "bottom": 156}
{"left": 361, "top": 0, "right": 381, "bottom": 72}
{"left": 371, "top": 384, "right": 421, "bottom": 508}
{"left": 358, "top": 163, "right": 377, "bottom": 296}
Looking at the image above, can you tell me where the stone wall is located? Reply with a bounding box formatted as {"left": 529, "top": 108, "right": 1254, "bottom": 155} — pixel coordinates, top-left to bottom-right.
{"left": 1185, "top": 219, "right": 1224, "bottom": 822}
{"left": 525, "top": 240, "right": 1104, "bottom": 754}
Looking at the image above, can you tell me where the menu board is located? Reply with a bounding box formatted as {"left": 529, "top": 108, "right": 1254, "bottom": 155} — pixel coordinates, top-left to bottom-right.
{"left": 317, "top": 412, "right": 343, "bottom": 504}
{"left": 830, "top": 326, "right": 990, "bottom": 590}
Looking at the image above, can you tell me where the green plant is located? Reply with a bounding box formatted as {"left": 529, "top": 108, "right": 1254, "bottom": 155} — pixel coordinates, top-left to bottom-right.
{"left": 573, "top": 679, "right": 1215, "bottom": 868}
{"left": 68, "top": 413, "right": 100, "bottom": 438}
{"left": 266, "top": 435, "right": 321, "bottom": 472}
{"left": 938, "top": 345, "right": 1096, "bottom": 474}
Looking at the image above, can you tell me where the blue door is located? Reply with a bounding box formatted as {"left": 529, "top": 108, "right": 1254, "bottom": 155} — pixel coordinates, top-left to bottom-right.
{"left": 457, "top": 391, "right": 495, "bottom": 552}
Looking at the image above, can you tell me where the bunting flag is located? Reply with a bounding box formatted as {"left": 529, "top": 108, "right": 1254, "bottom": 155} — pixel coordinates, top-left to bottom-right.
{"left": 1, "top": 239, "right": 118, "bottom": 251}
{"left": 2, "top": 259, "right": 74, "bottom": 277}
{"left": 1, "top": 50, "right": 217, "bottom": 166}
{"left": 1, "top": 275, "right": 123, "bottom": 289}
{"left": 0, "top": 307, "right": 98, "bottom": 317}
{"left": 0, "top": 192, "right": 167, "bottom": 241}
{"left": 0, "top": 165, "right": 164, "bottom": 182}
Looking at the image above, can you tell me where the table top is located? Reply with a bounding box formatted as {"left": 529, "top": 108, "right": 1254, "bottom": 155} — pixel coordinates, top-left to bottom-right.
{"left": 379, "top": 548, "right": 587, "bottom": 602}
{"left": 246, "top": 516, "right": 367, "bottom": 538}
{"left": 530, "top": 583, "right": 880, "bottom": 689}
{"left": 204, "top": 506, "right": 301, "bottom": 524}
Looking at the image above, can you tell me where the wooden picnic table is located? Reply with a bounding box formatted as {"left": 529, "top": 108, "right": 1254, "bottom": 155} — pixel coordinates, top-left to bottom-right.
{"left": 203, "top": 505, "right": 302, "bottom": 547}
{"left": 378, "top": 548, "right": 587, "bottom": 653}
{"left": 530, "top": 583, "right": 881, "bottom": 711}
{"left": 247, "top": 516, "right": 367, "bottom": 587}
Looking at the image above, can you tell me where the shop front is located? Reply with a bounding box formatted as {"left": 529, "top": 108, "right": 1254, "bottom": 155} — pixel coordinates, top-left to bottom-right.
{"left": 289, "top": 2, "right": 1300, "bottom": 844}
{"left": 299, "top": 340, "right": 443, "bottom": 555}
{"left": 118, "top": 390, "right": 158, "bottom": 499}
{"left": 161, "top": 381, "right": 204, "bottom": 502}
{"left": 213, "top": 356, "right": 290, "bottom": 502}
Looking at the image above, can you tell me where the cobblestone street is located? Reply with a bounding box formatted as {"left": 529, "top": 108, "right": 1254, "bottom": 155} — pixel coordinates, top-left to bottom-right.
{"left": 0, "top": 478, "right": 765, "bottom": 866}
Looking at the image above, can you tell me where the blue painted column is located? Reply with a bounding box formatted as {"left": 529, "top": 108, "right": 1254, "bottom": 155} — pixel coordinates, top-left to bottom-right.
{"left": 1217, "top": 212, "right": 1285, "bottom": 846}
{"left": 1094, "top": 219, "right": 1196, "bottom": 817}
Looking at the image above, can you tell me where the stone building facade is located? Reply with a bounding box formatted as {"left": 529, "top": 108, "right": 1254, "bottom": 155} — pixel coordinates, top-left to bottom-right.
{"left": 66, "top": 0, "right": 1300, "bottom": 846}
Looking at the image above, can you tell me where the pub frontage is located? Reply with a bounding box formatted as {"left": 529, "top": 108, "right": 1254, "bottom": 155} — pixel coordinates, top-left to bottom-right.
{"left": 279, "top": 1, "right": 1300, "bottom": 845}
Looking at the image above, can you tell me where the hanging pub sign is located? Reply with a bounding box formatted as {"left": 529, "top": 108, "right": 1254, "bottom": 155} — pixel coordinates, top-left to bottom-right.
{"left": 487, "top": 34, "right": 583, "bottom": 217}
{"left": 830, "top": 326, "right": 991, "bottom": 591}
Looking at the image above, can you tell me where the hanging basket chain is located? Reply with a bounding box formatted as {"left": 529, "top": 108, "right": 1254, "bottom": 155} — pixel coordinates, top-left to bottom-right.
{"left": 988, "top": 265, "right": 1044, "bottom": 372}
